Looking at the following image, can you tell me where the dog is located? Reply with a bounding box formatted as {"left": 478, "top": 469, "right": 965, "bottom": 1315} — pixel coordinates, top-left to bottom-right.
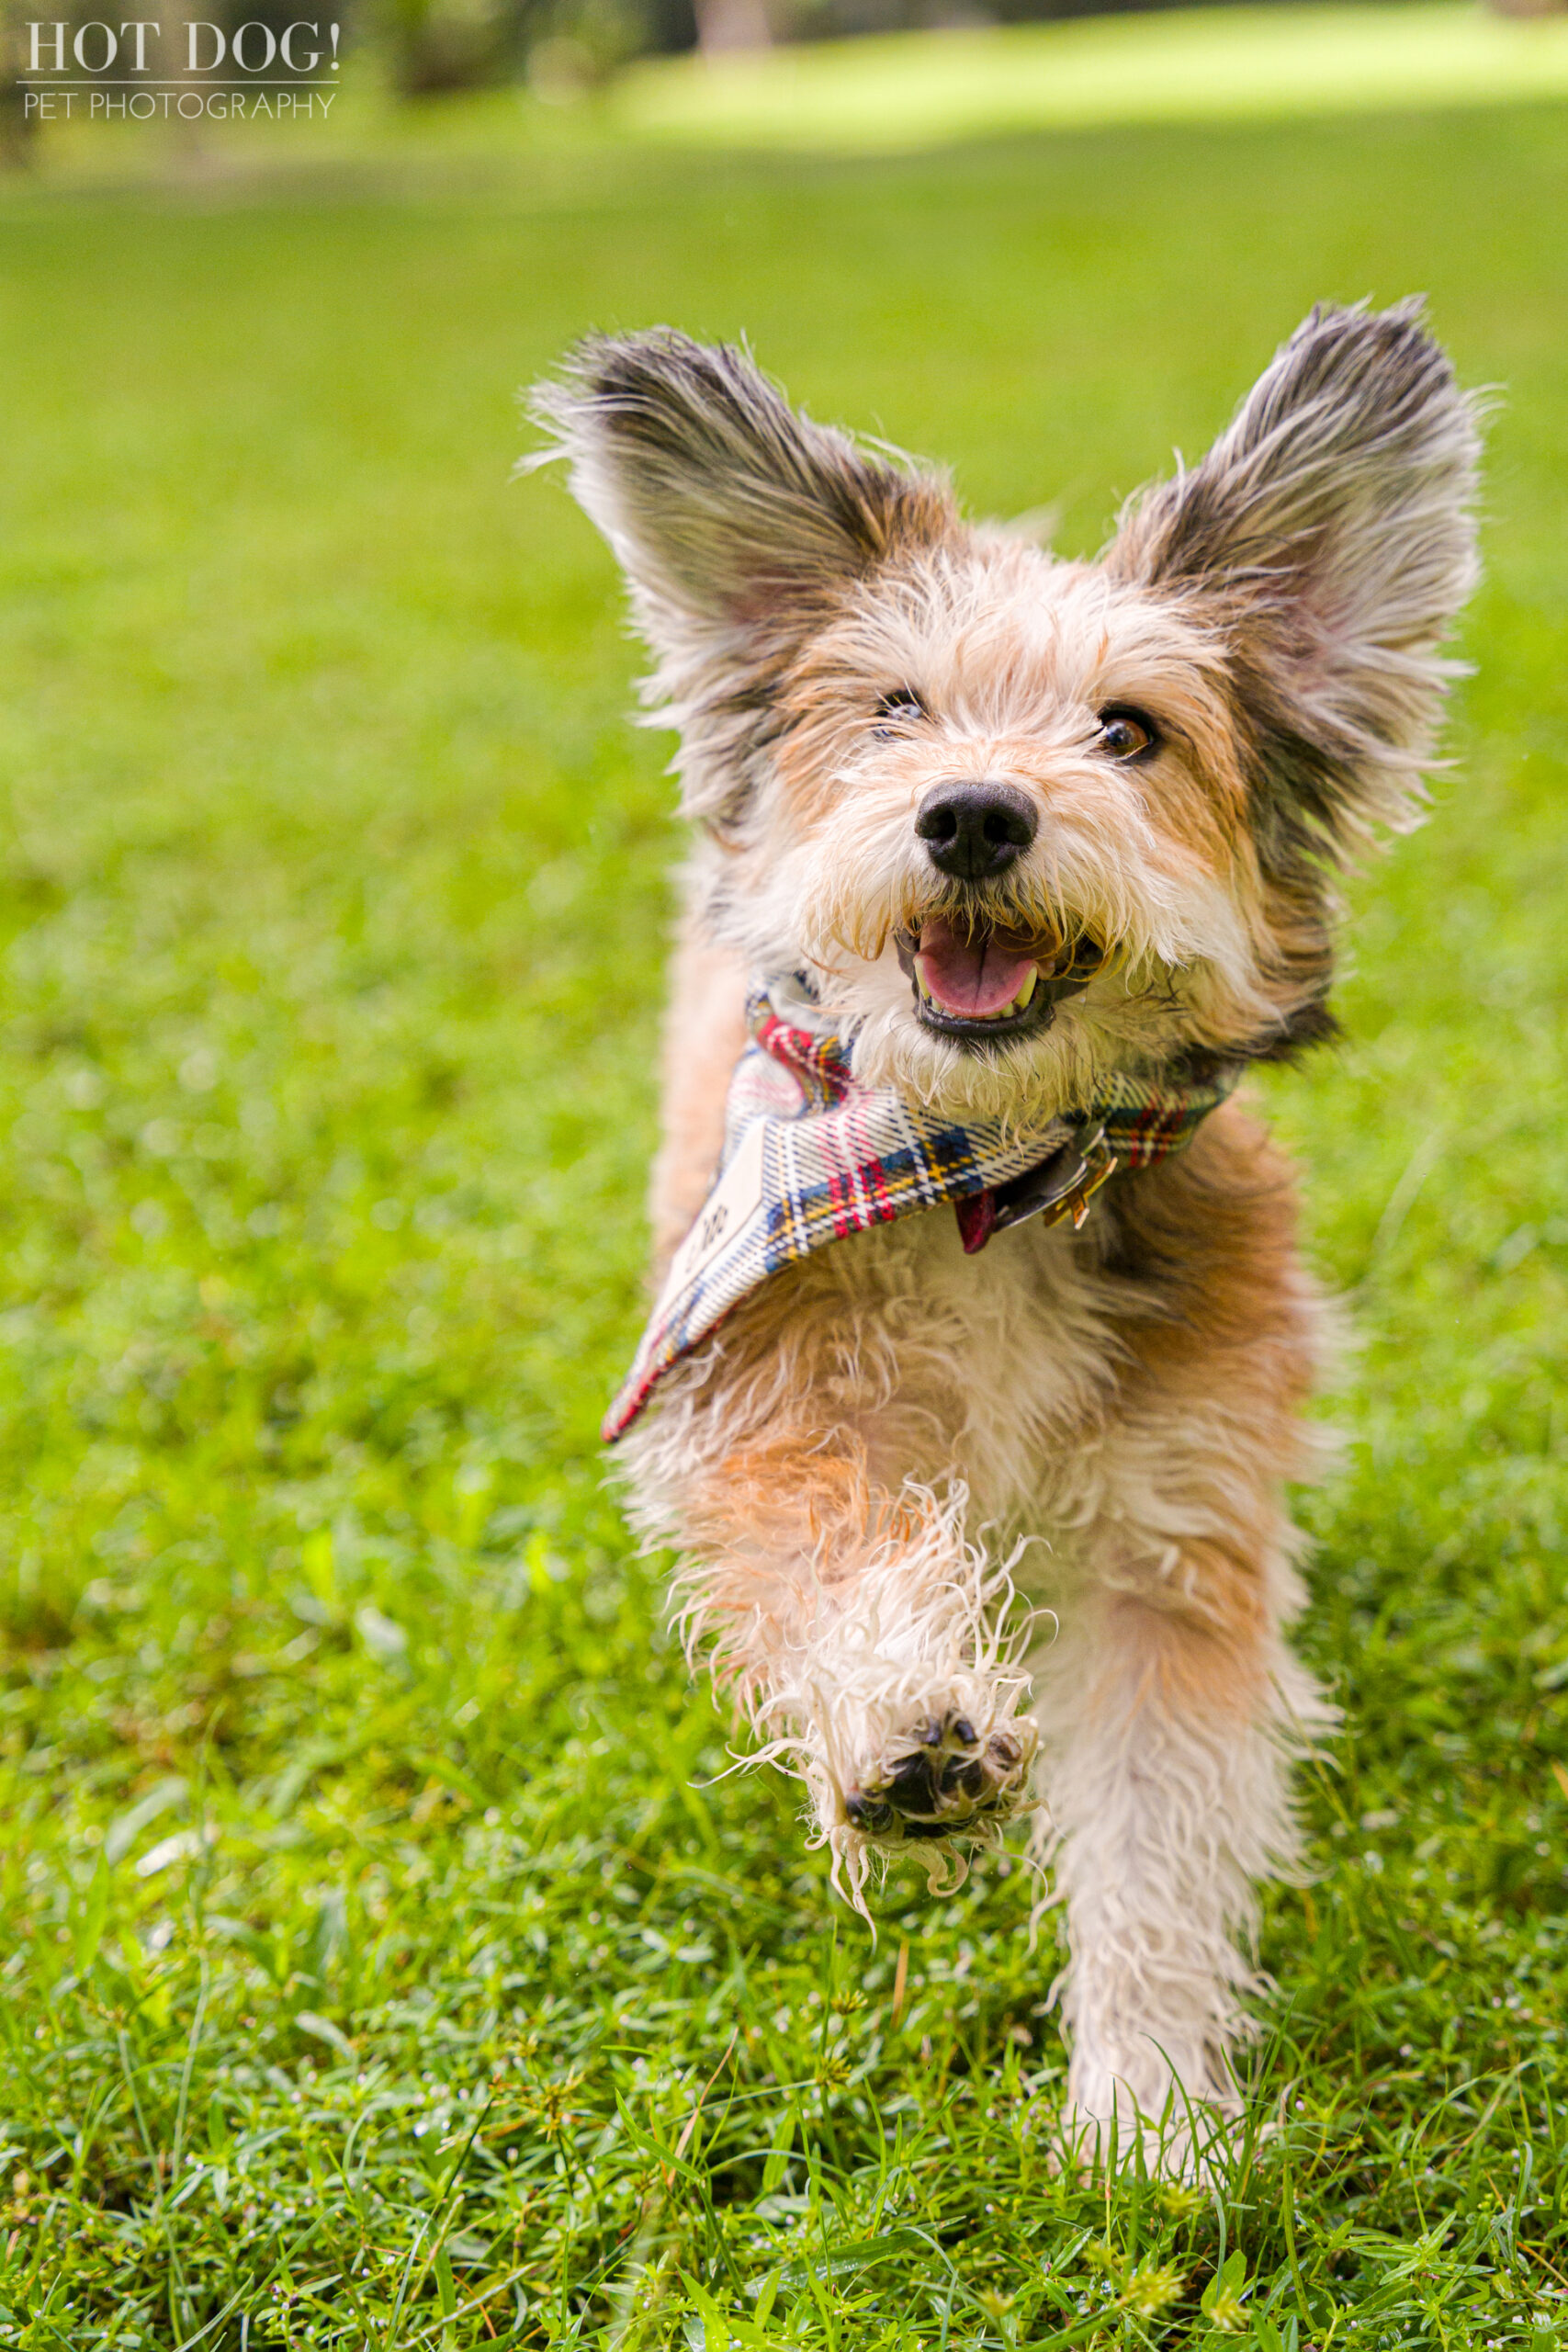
{"left": 531, "top": 304, "right": 1479, "bottom": 2154}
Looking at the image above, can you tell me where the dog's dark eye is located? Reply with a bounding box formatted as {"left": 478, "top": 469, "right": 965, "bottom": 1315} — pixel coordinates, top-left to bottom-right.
{"left": 873, "top": 689, "right": 928, "bottom": 737}
{"left": 1096, "top": 707, "right": 1158, "bottom": 761}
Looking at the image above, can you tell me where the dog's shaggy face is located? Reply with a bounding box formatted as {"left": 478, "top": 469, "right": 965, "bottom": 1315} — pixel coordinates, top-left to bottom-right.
{"left": 535, "top": 307, "right": 1478, "bottom": 1125}
{"left": 755, "top": 550, "right": 1274, "bottom": 1118}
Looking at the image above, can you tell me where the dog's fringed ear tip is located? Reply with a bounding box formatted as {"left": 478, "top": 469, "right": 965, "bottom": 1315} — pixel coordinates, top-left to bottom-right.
{"left": 511, "top": 438, "right": 562, "bottom": 485}
{"left": 521, "top": 323, "right": 959, "bottom": 673}
{"left": 1118, "top": 294, "right": 1483, "bottom": 550}
{"left": 1267, "top": 290, "right": 1446, "bottom": 381}
{"left": 523, "top": 327, "right": 781, "bottom": 463}
{"left": 1103, "top": 290, "right": 1482, "bottom": 866}
{"left": 515, "top": 334, "right": 641, "bottom": 477}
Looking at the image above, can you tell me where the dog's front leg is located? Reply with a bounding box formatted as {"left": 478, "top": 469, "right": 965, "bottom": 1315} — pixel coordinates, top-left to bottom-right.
{"left": 667, "top": 1421, "right": 1040, "bottom": 1896}
{"left": 1032, "top": 1521, "right": 1328, "bottom": 2164}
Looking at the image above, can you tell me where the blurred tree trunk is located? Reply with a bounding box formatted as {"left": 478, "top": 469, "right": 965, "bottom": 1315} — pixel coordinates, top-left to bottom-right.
{"left": 693, "top": 0, "right": 772, "bottom": 51}
{"left": 0, "top": 1, "right": 38, "bottom": 167}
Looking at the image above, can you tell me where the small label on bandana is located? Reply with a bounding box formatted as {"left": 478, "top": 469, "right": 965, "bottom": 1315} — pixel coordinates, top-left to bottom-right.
{"left": 657, "top": 1116, "right": 768, "bottom": 1319}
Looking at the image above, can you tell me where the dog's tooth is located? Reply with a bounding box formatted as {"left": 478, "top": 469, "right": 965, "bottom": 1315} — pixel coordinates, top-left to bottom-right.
{"left": 1012, "top": 967, "right": 1038, "bottom": 1012}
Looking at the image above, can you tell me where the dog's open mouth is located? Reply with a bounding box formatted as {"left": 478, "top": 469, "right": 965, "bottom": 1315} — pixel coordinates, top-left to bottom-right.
{"left": 897, "top": 915, "right": 1103, "bottom": 1046}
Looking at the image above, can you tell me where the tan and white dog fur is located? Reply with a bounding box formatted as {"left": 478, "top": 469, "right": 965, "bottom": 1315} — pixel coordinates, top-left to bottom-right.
{"left": 533, "top": 305, "right": 1480, "bottom": 2154}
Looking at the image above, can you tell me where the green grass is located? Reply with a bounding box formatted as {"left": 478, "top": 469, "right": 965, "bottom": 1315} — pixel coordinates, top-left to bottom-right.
{"left": 615, "top": 3, "right": 1568, "bottom": 153}
{"left": 1, "top": 95, "right": 1567, "bottom": 2352}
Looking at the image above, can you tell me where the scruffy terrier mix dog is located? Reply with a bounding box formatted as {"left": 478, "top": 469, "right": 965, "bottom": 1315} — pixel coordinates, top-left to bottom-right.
{"left": 533, "top": 303, "right": 1479, "bottom": 2152}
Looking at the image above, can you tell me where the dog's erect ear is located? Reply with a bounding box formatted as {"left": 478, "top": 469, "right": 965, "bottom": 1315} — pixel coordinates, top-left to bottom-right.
{"left": 530, "top": 330, "right": 955, "bottom": 825}
{"left": 531, "top": 328, "right": 952, "bottom": 651}
{"left": 1109, "top": 300, "right": 1482, "bottom": 861}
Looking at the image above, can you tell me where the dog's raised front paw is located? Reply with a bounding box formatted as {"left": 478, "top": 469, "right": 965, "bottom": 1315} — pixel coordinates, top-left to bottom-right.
{"left": 843, "top": 1707, "right": 1035, "bottom": 1842}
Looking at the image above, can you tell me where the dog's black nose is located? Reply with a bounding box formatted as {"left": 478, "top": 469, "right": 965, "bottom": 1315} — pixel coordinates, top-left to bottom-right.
{"left": 914, "top": 781, "right": 1037, "bottom": 880}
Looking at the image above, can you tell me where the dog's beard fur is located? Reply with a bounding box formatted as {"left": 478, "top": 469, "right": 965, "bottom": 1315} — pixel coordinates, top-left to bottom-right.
{"left": 531, "top": 307, "right": 1480, "bottom": 2161}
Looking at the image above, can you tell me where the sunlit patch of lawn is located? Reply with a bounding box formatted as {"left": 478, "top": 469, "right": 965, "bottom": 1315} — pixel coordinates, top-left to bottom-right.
{"left": 616, "top": 2, "right": 1568, "bottom": 152}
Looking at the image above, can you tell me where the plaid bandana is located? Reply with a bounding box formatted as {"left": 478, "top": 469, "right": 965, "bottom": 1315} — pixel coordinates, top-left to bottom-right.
{"left": 604, "top": 976, "right": 1239, "bottom": 1442}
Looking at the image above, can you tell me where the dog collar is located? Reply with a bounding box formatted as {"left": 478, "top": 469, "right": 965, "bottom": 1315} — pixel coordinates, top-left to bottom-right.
{"left": 603, "top": 976, "right": 1239, "bottom": 1442}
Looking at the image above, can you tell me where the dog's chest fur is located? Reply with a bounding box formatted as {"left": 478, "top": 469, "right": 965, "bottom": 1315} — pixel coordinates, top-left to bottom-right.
{"left": 757, "top": 1198, "right": 1141, "bottom": 1547}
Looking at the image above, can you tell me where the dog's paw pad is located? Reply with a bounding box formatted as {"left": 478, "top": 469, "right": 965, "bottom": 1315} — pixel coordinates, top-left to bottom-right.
{"left": 846, "top": 1709, "right": 1033, "bottom": 1843}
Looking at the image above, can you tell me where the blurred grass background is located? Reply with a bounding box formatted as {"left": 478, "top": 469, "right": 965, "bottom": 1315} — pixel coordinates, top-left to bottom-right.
{"left": 10, "top": 3, "right": 1568, "bottom": 180}
{"left": 1, "top": 63, "right": 1567, "bottom": 2352}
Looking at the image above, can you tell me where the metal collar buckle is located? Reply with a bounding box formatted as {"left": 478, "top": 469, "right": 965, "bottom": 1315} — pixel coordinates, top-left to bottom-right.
{"left": 990, "top": 1121, "right": 1116, "bottom": 1236}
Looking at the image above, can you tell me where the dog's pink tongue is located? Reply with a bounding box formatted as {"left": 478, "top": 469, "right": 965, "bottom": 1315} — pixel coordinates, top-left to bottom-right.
{"left": 916, "top": 917, "right": 1035, "bottom": 1019}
